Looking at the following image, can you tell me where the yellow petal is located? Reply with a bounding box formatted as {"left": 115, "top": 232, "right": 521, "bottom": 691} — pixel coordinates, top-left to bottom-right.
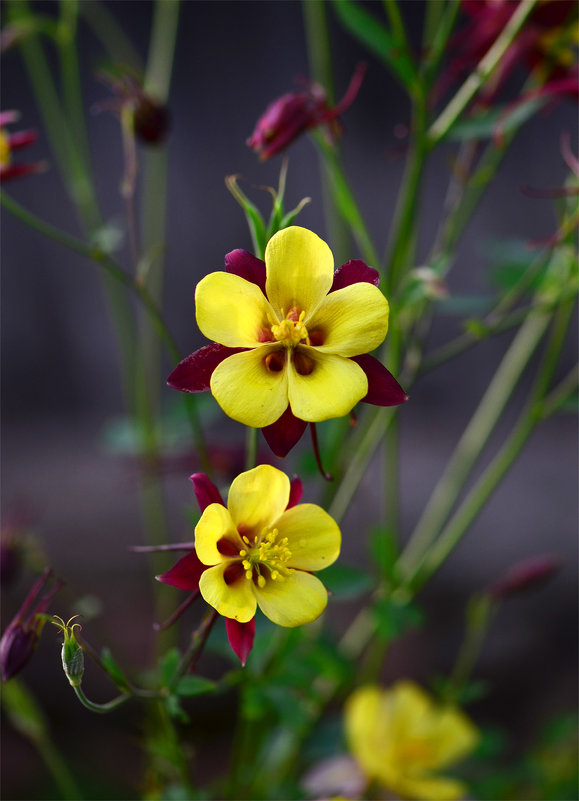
{"left": 228, "top": 465, "right": 290, "bottom": 535}
{"left": 310, "top": 283, "right": 390, "bottom": 357}
{"left": 265, "top": 227, "right": 334, "bottom": 319}
{"left": 393, "top": 774, "right": 468, "bottom": 801}
{"left": 424, "top": 706, "right": 480, "bottom": 770}
{"left": 199, "top": 563, "right": 256, "bottom": 622}
{"left": 194, "top": 504, "right": 241, "bottom": 566}
{"left": 195, "top": 271, "right": 276, "bottom": 347}
{"left": 254, "top": 569, "right": 328, "bottom": 627}
{"left": 345, "top": 686, "right": 394, "bottom": 780}
{"left": 210, "top": 347, "right": 289, "bottom": 427}
{"left": 275, "top": 504, "right": 341, "bottom": 571}
{"left": 288, "top": 350, "right": 367, "bottom": 422}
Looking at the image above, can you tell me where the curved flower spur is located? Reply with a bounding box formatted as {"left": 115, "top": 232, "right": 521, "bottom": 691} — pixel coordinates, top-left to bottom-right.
{"left": 168, "top": 226, "right": 408, "bottom": 457}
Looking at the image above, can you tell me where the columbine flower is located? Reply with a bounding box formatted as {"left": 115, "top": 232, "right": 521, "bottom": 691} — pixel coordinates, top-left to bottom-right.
{"left": 0, "top": 111, "right": 45, "bottom": 182}
{"left": 161, "top": 465, "right": 340, "bottom": 628}
{"left": 0, "top": 568, "right": 62, "bottom": 681}
{"left": 168, "top": 226, "right": 407, "bottom": 456}
{"left": 345, "top": 681, "right": 479, "bottom": 801}
{"left": 248, "top": 63, "right": 366, "bottom": 159}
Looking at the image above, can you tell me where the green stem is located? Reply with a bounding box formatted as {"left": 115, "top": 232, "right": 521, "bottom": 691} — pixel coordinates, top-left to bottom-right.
{"left": 540, "top": 364, "right": 579, "bottom": 419}
{"left": 327, "top": 405, "right": 396, "bottom": 523}
{"left": 80, "top": 0, "right": 143, "bottom": 70}
{"left": 428, "top": 0, "right": 540, "bottom": 144}
{"left": 444, "top": 595, "right": 495, "bottom": 704}
{"left": 34, "top": 736, "right": 82, "bottom": 800}
{"left": 421, "top": 0, "right": 461, "bottom": 88}
{"left": 314, "top": 136, "right": 380, "bottom": 268}
{"left": 383, "top": 0, "right": 413, "bottom": 69}
{"left": 399, "top": 302, "right": 552, "bottom": 580}
{"left": 245, "top": 427, "right": 258, "bottom": 471}
{"left": 72, "top": 684, "right": 131, "bottom": 713}
{"left": 409, "top": 298, "right": 575, "bottom": 589}
{"left": 303, "top": 0, "right": 350, "bottom": 262}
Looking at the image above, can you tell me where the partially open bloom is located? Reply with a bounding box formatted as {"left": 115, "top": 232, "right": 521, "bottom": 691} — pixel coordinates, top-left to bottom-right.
{"left": 0, "top": 568, "right": 62, "bottom": 681}
{"left": 248, "top": 63, "right": 366, "bottom": 159}
{"left": 345, "top": 682, "right": 479, "bottom": 800}
{"left": 162, "top": 465, "right": 340, "bottom": 628}
{"left": 168, "top": 226, "right": 407, "bottom": 456}
{"left": 0, "top": 111, "right": 45, "bottom": 182}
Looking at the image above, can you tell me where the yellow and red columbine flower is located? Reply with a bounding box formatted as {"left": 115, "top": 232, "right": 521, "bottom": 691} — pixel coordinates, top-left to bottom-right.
{"left": 345, "top": 681, "right": 479, "bottom": 801}
{"left": 163, "top": 465, "right": 340, "bottom": 628}
{"left": 168, "top": 226, "right": 407, "bottom": 456}
{"left": 0, "top": 111, "right": 45, "bottom": 182}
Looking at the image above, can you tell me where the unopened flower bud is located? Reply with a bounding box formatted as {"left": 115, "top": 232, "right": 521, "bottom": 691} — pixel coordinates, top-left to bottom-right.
{"left": 0, "top": 568, "right": 62, "bottom": 681}
{"left": 132, "top": 96, "right": 170, "bottom": 145}
{"left": 52, "top": 616, "right": 84, "bottom": 687}
{"left": 488, "top": 555, "right": 560, "bottom": 600}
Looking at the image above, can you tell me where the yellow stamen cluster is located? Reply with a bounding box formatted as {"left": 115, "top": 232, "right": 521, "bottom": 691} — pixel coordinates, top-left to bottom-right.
{"left": 396, "top": 739, "right": 435, "bottom": 765}
{"left": 271, "top": 309, "right": 309, "bottom": 347}
{"left": 239, "top": 527, "right": 293, "bottom": 586}
{"left": 0, "top": 130, "right": 11, "bottom": 168}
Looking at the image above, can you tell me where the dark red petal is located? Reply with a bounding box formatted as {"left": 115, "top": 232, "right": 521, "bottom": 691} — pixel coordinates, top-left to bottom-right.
{"left": 189, "top": 473, "right": 225, "bottom": 512}
{"left": 331, "top": 260, "right": 380, "bottom": 291}
{"left": 353, "top": 354, "right": 409, "bottom": 406}
{"left": 225, "top": 617, "right": 255, "bottom": 667}
{"left": 167, "top": 344, "right": 245, "bottom": 393}
{"left": 261, "top": 407, "right": 307, "bottom": 457}
{"left": 156, "top": 551, "right": 206, "bottom": 591}
{"left": 287, "top": 477, "right": 303, "bottom": 509}
{"left": 225, "top": 249, "right": 267, "bottom": 295}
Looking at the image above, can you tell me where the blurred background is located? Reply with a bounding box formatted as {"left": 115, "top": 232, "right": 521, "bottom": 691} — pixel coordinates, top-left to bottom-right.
{"left": 1, "top": 1, "right": 577, "bottom": 798}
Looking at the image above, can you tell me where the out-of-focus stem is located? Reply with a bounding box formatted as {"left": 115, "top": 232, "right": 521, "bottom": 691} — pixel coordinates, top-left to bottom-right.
{"left": 80, "top": 0, "right": 143, "bottom": 70}
{"left": 428, "top": 0, "right": 540, "bottom": 144}
{"left": 245, "top": 427, "right": 258, "bottom": 471}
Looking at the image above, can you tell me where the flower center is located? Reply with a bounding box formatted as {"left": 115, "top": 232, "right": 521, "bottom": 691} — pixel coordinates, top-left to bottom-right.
{"left": 0, "top": 131, "right": 11, "bottom": 168}
{"left": 271, "top": 308, "right": 309, "bottom": 347}
{"left": 239, "top": 527, "right": 293, "bottom": 587}
{"left": 396, "top": 738, "right": 434, "bottom": 766}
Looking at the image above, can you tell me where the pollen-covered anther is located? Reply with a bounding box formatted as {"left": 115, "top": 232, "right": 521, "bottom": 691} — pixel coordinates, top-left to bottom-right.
{"left": 271, "top": 308, "right": 309, "bottom": 347}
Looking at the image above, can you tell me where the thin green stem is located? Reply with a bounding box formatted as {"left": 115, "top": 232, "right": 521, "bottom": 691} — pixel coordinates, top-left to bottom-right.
{"left": 314, "top": 136, "right": 380, "bottom": 268}
{"left": 421, "top": 0, "right": 461, "bottom": 88}
{"left": 245, "top": 427, "right": 258, "bottom": 471}
{"left": 444, "top": 595, "right": 496, "bottom": 704}
{"left": 72, "top": 684, "right": 131, "bottom": 713}
{"left": 303, "top": 0, "right": 350, "bottom": 262}
{"left": 383, "top": 0, "right": 413, "bottom": 68}
{"left": 80, "top": 0, "right": 143, "bottom": 70}
{"left": 428, "top": 0, "right": 540, "bottom": 144}
{"left": 34, "top": 736, "right": 83, "bottom": 800}
{"left": 409, "top": 298, "right": 575, "bottom": 589}
{"left": 327, "top": 405, "right": 396, "bottom": 523}
{"left": 540, "top": 364, "right": 578, "bottom": 419}
{"left": 399, "top": 304, "right": 552, "bottom": 580}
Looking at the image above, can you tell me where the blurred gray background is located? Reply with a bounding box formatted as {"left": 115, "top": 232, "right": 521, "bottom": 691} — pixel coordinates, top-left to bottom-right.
{"left": 2, "top": 1, "right": 577, "bottom": 798}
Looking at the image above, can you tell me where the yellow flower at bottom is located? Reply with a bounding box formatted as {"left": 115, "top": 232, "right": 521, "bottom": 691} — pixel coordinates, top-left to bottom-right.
{"left": 345, "top": 682, "right": 479, "bottom": 801}
{"left": 196, "top": 464, "right": 341, "bottom": 627}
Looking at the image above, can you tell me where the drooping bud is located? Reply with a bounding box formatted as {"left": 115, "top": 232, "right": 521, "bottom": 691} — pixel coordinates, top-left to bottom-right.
{"left": 51, "top": 616, "right": 84, "bottom": 687}
{"left": 488, "top": 555, "right": 560, "bottom": 600}
{"left": 132, "top": 96, "right": 170, "bottom": 145}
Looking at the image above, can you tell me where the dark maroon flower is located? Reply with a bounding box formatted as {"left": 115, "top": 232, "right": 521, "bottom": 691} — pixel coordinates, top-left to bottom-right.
{"left": 248, "top": 63, "right": 366, "bottom": 159}
{"left": 95, "top": 70, "right": 170, "bottom": 146}
{"left": 0, "top": 568, "right": 63, "bottom": 681}
{"left": 168, "top": 251, "right": 408, "bottom": 458}
{"left": 0, "top": 111, "right": 46, "bottom": 182}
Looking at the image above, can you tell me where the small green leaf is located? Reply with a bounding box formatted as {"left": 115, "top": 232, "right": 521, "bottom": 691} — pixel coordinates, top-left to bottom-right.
{"left": 174, "top": 675, "right": 216, "bottom": 697}
{"left": 164, "top": 694, "right": 190, "bottom": 723}
{"left": 101, "top": 647, "right": 131, "bottom": 692}
{"left": 332, "top": 0, "right": 418, "bottom": 90}
{"left": 160, "top": 647, "right": 181, "bottom": 687}
{"left": 447, "top": 97, "right": 546, "bottom": 142}
{"left": 372, "top": 596, "right": 423, "bottom": 641}
{"left": 225, "top": 175, "right": 267, "bottom": 258}
{"left": 323, "top": 562, "right": 373, "bottom": 600}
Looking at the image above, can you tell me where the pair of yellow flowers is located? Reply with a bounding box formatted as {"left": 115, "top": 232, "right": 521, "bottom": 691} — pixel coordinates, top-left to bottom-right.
{"left": 174, "top": 226, "right": 477, "bottom": 800}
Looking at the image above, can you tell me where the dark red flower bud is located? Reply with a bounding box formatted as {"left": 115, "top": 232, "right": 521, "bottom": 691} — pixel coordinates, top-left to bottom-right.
{"left": 248, "top": 63, "right": 366, "bottom": 159}
{"left": 488, "top": 555, "right": 560, "bottom": 600}
{"left": 132, "top": 96, "right": 170, "bottom": 145}
{"left": 0, "top": 568, "right": 62, "bottom": 681}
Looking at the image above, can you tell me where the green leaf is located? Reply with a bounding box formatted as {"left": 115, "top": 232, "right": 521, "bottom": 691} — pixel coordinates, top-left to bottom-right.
{"left": 372, "top": 595, "right": 423, "bottom": 641}
{"left": 332, "top": 0, "right": 418, "bottom": 90}
{"left": 322, "top": 562, "right": 373, "bottom": 600}
{"left": 225, "top": 175, "right": 267, "bottom": 258}
{"left": 369, "top": 526, "right": 399, "bottom": 583}
{"left": 101, "top": 647, "right": 131, "bottom": 692}
{"left": 160, "top": 647, "right": 181, "bottom": 687}
{"left": 174, "top": 675, "right": 216, "bottom": 697}
{"left": 164, "top": 694, "right": 190, "bottom": 723}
